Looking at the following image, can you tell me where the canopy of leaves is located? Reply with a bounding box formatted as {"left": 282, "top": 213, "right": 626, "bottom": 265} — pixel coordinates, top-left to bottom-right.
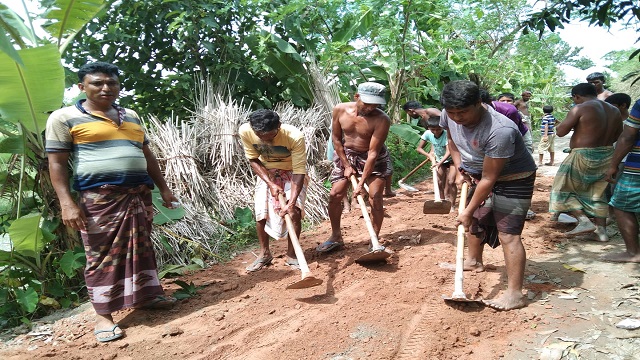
{"left": 63, "top": 0, "right": 581, "bottom": 120}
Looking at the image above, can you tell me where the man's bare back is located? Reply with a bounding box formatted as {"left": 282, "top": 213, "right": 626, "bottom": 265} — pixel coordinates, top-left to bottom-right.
{"left": 332, "top": 102, "right": 390, "bottom": 153}
{"left": 557, "top": 99, "right": 622, "bottom": 149}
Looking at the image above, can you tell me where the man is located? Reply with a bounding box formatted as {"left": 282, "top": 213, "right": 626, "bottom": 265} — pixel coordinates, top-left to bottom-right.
{"left": 238, "top": 109, "right": 307, "bottom": 272}
{"left": 586, "top": 72, "right": 614, "bottom": 100}
{"left": 317, "top": 82, "right": 391, "bottom": 253}
{"left": 402, "top": 101, "right": 442, "bottom": 128}
{"left": 514, "top": 91, "right": 535, "bottom": 155}
{"left": 441, "top": 80, "right": 537, "bottom": 311}
{"left": 47, "top": 62, "right": 178, "bottom": 342}
{"left": 604, "top": 98, "right": 640, "bottom": 262}
{"left": 549, "top": 83, "right": 622, "bottom": 242}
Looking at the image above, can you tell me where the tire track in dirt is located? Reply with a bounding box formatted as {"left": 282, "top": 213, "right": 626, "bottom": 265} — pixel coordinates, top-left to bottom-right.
{"left": 394, "top": 301, "right": 440, "bottom": 359}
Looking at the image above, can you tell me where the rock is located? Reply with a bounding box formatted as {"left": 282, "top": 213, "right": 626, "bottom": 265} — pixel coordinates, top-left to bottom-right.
{"left": 214, "top": 312, "right": 225, "bottom": 321}
{"left": 162, "top": 325, "right": 184, "bottom": 337}
{"left": 469, "top": 327, "right": 481, "bottom": 336}
{"left": 268, "top": 309, "right": 276, "bottom": 314}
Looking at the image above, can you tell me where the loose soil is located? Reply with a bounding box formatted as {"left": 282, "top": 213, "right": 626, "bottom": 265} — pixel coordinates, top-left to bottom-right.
{"left": 2, "top": 139, "right": 640, "bottom": 359}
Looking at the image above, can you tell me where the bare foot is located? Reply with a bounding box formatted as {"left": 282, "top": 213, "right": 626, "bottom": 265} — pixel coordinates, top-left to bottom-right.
{"left": 439, "top": 260, "right": 484, "bottom": 272}
{"left": 601, "top": 252, "right": 640, "bottom": 263}
{"left": 482, "top": 290, "right": 526, "bottom": 311}
{"left": 594, "top": 226, "right": 608, "bottom": 242}
{"left": 384, "top": 191, "right": 396, "bottom": 198}
{"left": 342, "top": 200, "right": 351, "bottom": 214}
{"left": 566, "top": 221, "right": 596, "bottom": 235}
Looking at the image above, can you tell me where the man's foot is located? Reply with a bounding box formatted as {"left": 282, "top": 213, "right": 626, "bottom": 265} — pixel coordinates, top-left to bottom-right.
{"left": 594, "top": 226, "right": 608, "bottom": 242}
{"left": 601, "top": 252, "right": 640, "bottom": 263}
{"left": 94, "top": 324, "right": 124, "bottom": 343}
{"left": 544, "top": 162, "right": 554, "bottom": 166}
{"left": 316, "top": 236, "right": 344, "bottom": 253}
{"left": 246, "top": 255, "right": 273, "bottom": 272}
{"left": 482, "top": 291, "right": 526, "bottom": 311}
{"left": 342, "top": 203, "right": 351, "bottom": 214}
{"left": 285, "top": 256, "right": 301, "bottom": 270}
{"left": 463, "top": 259, "right": 484, "bottom": 272}
{"left": 383, "top": 190, "right": 396, "bottom": 198}
{"left": 566, "top": 221, "right": 596, "bottom": 236}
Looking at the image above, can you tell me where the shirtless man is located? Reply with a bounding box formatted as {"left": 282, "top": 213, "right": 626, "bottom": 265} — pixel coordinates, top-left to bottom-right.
{"left": 586, "top": 72, "right": 614, "bottom": 100}
{"left": 402, "top": 101, "right": 442, "bottom": 128}
{"left": 550, "top": 83, "right": 622, "bottom": 242}
{"left": 317, "top": 82, "right": 391, "bottom": 253}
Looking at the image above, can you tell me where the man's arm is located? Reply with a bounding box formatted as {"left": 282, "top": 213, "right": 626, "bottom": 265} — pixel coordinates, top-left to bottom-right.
{"left": 605, "top": 125, "right": 638, "bottom": 183}
{"left": 331, "top": 105, "right": 354, "bottom": 179}
{"left": 555, "top": 106, "right": 580, "bottom": 137}
{"left": 358, "top": 115, "right": 390, "bottom": 191}
{"left": 143, "top": 145, "right": 178, "bottom": 208}
{"left": 48, "top": 152, "right": 87, "bottom": 231}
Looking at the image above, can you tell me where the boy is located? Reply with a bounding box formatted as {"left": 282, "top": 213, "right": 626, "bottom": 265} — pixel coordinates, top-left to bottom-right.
{"left": 538, "top": 105, "right": 556, "bottom": 166}
{"left": 416, "top": 116, "right": 457, "bottom": 212}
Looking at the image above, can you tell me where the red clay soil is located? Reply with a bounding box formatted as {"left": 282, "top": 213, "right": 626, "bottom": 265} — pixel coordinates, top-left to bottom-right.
{"left": 0, "top": 173, "right": 637, "bottom": 360}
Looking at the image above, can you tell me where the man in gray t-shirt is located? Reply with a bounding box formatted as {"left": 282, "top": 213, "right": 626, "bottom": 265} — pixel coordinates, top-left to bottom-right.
{"left": 440, "top": 80, "right": 537, "bottom": 311}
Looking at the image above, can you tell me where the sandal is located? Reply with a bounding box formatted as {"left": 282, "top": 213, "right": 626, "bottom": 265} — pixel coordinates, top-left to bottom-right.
{"left": 246, "top": 255, "right": 273, "bottom": 272}
{"left": 316, "top": 240, "right": 344, "bottom": 253}
{"left": 94, "top": 324, "right": 124, "bottom": 343}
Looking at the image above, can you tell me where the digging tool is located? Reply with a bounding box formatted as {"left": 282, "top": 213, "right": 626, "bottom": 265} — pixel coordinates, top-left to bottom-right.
{"left": 423, "top": 167, "right": 452, "bottom": 214}
{"left": 398, "top": 158, "right": 430, "bottom": 192}
{"left": 278, "top": 193, "right": 323, "bottom": 290}
{"left": 349, "top": 175, "right": 390, "bottom": 264}
{"left": 442, "top": 182, "right": 483, "bottom": 304}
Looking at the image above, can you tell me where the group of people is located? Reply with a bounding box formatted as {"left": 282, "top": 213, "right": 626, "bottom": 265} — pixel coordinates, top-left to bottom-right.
{"left": 46, "top": 61, "right": 640, "bottom": 343}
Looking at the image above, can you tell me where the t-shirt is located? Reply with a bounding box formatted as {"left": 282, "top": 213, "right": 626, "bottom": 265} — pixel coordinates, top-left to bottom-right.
{"left": 622, "top": 113, "right": 640, "bottom": 175}
{"left": 239, "top": 123, "right": 307, "bottom": 174}
{"left": 440, "top": 106, "right": 537, "bottom": 176}
{"left": 540, "top": 114, "right": 556, "bottom": 135}
{"left": 45, "top": 101, "right": 153, "bottom": 191}
{"left": 491, "top": 101, "right": 528, "bottom": 136}
{"left": 420, "top": 129, "right": 448, "bottom": 162}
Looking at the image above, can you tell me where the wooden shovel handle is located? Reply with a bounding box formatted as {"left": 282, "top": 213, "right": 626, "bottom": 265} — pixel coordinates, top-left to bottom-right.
{"left": 277, "top": 193, "right": 311, "bottom": 275}
{"left": 349, "top": 175, "right": 382, "bottom": 249}
{"left": 432, "top": 167, "right": 442, "bottom": 202}
{"left": 453, "top": 182, "right": 469, "bottom": 297}
{"left": 401, "top": 157, "right": 431, "bottom": 182}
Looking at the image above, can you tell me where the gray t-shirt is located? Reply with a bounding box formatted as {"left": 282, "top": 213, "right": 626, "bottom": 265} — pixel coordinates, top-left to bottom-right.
{"left": 440, "top": 106, "right": 536, "bottom": 176}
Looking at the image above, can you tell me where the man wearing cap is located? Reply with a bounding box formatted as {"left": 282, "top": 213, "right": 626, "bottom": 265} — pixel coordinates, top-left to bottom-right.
{"left": 317, "top": 82, "right": 391, "bottom": 253}
{"left": 604, "top": 98, "right": 640, "bottom": 263}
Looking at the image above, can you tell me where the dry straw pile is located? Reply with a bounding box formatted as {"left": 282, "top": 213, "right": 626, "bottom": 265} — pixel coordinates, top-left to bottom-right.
{"left": 145, "top": 76, "right": 339, "bottom": 267}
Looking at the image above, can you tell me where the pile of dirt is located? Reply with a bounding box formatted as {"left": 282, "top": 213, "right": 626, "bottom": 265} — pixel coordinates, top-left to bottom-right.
{"left": 1, "top": 165, "right": 639, "bottom": 359}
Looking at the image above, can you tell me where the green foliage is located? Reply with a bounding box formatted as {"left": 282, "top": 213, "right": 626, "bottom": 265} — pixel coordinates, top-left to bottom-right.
{"left": 216, "top": 206, "right": 258, "bottom": 260}
{"left": 171, "top": 280, "right": 203, "bottom": 300}
{"left": 605, "top": 49, "right": 640, "bottom": 100}
{"left": 385, "top": 131, "right": 432, "bottom": 187}
{"left": 151, "top": 188, "right": 186, "bottom": 225}
{"left": 158, "top": 259, "right": 204, "bottom": 279}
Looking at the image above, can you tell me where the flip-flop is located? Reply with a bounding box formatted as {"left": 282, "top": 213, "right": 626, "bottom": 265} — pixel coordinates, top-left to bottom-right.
{"left": 285, "top": 258, "right": 301, "bottom": 270}
{"left": 139, "top": 295, "right": 177, "bottom": 310}
{"left": 246, "top": 255, "right": 273, "bottom": 272}
{"left": 94, "top": 324, "right": 123, "bottom": 343}
{"left": 316, "top": 240, "right": 344, "bottom": 253}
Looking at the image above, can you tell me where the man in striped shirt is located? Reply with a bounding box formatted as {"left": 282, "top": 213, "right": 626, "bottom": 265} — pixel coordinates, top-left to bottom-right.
{"left": 46, "top": 62, "right": 178, "bottom": 342}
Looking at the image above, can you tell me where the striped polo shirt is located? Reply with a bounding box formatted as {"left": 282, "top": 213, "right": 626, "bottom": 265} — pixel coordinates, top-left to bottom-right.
{"left": 45, "top": 100, "right": 153, "bottom": 191}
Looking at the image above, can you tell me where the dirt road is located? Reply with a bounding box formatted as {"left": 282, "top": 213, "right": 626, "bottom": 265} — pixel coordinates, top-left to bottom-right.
{"left": 2, "top": 135, "right": 640, "bottom": 359}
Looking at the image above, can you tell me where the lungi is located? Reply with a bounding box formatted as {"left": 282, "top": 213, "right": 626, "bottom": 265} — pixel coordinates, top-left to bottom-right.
{"left": 254, "top": 169, "right": 307, "bottom": 239}
{"left": 469, "top": 172, "right": 536, "bottom": 248}
{"left": 549, "top": 146, "right": 613, "bottom": 218}
{"left": 80, "top": 184, "right": 164, "bottom": 315}
{"left": 330, "top": 145, "right": 391, "bottom": 183}
{"left": 609, "top": 172, "right": 640, "bottom": 213}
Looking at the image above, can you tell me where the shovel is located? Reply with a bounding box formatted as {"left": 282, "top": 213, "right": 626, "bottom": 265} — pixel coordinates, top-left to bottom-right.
{"left": 278, "top": 193, "right": 323, "bottom": 290}
{"left": 423, "top": 167, "right": 452, "bottom": 214}
{"left": 442, "top": 182, "right": 482, "bottom": 304}
{"left": 349, "top": 175, "right": 390, "bottom": 264}
{"left": 398, "top": 158, "right": 431, "bottom": 192}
